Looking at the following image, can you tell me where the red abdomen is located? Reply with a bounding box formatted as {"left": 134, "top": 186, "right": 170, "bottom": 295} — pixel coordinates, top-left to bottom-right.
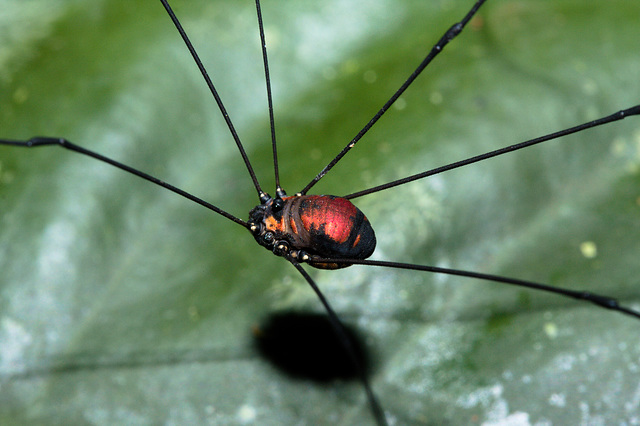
{"left": 296, "top": 195, "right": 376, "bottom": 261}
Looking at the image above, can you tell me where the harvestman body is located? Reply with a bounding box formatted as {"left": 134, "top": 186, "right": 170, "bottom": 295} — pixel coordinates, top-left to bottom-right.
{"left": 249, "top": 194, "right": 376, "bottom": 270}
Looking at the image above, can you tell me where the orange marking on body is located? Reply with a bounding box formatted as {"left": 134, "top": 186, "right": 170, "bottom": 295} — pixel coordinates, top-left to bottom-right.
{"left": 289, "top": 216, "right": 297, "bottom": 234}
{"left": 265, "top": 215, "right": 284, "bottom": 232}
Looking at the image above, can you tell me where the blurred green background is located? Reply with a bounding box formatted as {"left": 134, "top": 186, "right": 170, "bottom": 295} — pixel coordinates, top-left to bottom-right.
{"left": 1, "top": 0, "right": 639, "bottom": 424}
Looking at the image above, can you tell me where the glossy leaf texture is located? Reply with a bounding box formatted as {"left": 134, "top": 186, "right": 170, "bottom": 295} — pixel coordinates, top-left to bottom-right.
{"left": 1, "top": 0, "right": 639, "bottom": 424}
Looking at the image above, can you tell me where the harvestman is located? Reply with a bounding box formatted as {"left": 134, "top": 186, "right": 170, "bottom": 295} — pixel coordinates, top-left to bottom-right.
{"left": 1, "top": 0, "right": 639, "bottom": 423}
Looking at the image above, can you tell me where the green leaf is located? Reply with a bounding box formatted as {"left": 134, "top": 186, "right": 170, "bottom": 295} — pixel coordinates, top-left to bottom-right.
{"left": 1, "top": 0, "right": 639, "bottom": 424}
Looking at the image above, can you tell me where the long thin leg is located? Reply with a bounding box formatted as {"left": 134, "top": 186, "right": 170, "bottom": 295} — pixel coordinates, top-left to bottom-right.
{"left": 0, "top": 136, "right": 248, "bottom": 227}
{"left": 254, "top": 0, "right": 285, "bottom": 199}
{"left": 159, "top": 0, "right": 269, "bottom": 203}
{"left": 314, "top": 257, "right": 640, "bottom": 320}
{"left": 346, "top": 105, "right": 640, "bottom": 199}
{"left": 300, "top": 0, "right": 488, "bottom": 195}
{"left": 289, "top": 260, "right": 388, "bottom": 426}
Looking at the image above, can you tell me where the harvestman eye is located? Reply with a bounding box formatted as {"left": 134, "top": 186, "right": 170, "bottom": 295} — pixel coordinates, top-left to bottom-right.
{"left": 1, "top": 0, "right": 639, "bottom": 424}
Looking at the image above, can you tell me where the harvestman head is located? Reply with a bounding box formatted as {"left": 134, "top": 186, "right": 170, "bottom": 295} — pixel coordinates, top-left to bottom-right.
{"left": 1, "top": 0, "right": 639, "bottom": 424}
